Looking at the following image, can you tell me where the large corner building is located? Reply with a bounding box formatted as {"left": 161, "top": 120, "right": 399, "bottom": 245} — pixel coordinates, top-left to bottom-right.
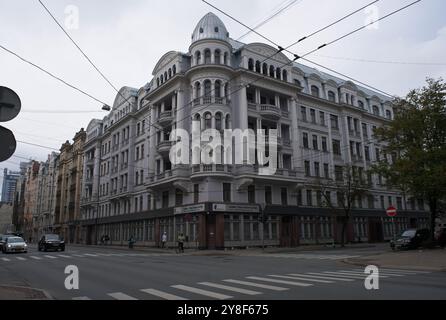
{"left": 79, "top": 13, "right": 429, "bottom": 249}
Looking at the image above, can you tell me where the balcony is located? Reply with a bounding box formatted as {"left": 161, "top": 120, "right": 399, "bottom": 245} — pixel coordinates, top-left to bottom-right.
{"left": 156, "top": 141, "right": 173, "bottom": 155}
{"left": 148, "top": 165, "right": 190, "bottom": 184}
{"left": 191, "top": 164, "right": 233, "bottom": 178}
{"left": 158, "top": 110, "right": 174, "bottom": 127}
{"left": 259, "top": 104, "right": 281, "bottom": 120}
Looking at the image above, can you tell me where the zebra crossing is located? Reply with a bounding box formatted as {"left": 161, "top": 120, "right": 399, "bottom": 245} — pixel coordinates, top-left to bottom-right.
{"left": 71, "top": 267, "right": 431, "bottom": 300}
{"left": 0, "top": 252, "right": 176, "bottom": 263}
{"left": 249, "top": 253, "right": 361, "bottom": 260}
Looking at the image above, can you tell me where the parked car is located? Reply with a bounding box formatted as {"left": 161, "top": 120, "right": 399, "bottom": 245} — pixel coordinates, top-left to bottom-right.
{"left": 2, "top": 236, "right": 28, "bottom": 253}
{"left": 390, "top": 228, "right": 430, "bottom": 250}
{"left": 38, "top": 234, "right": 65, "bottom": 252}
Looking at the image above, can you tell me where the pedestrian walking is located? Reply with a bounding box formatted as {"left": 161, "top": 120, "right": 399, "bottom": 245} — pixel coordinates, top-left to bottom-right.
{"left": 161, "top": 231, "right": 167, "bottom": 248}
{"left": 177, "top": 233, "right": 185, "bottom": 253}
{"left": 128, "top": 235, "right": 135, "bottom": 249}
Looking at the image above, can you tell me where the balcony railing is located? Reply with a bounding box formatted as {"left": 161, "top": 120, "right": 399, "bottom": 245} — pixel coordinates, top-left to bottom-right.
{"left": 158, "top": 110, "right": 173, "bottom": 126}
{"left": 259, "top": 104, "right": 281, "bottom": 120}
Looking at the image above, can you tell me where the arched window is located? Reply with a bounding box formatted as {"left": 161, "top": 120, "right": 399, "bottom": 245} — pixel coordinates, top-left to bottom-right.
{"left": 358, "top": 100, "right": 364, "bottom": 109}
{"left": 372, "top": 105, "right": 380, "bottom": 116}
{"left": 225, "top": 115, "right": 231, "bottom": 130}
{"left": 172, "top": 65, "right": 176, "bottom": 75}
{"left": 282, "top": 70, "right": 288, "bottom": 81}
{"left": 255, "top": 61, "right": 261, "bottom": 73}
{"left": 204, "top": 49, "right": 211, "bottom": 64}
{"left": 328, "top": 91, "right": 336, "bottom": 102}
{"left": 160, "top": 74, "right": 164, "bottom": 84}
{"left": 164, "top": 72, "right": 168, "bottom": 82}
{"left": 311, "top": 85, "right": 320, "bottom": 97}
{"left": 204, "top": 80, "right": 212, "bottom": 103}
{"left": 248, "top": 58, "right": 254, "bottom": 71}
{"left": 215, "top": 49, "right": 221, "bottom": 64}
{"left": 215, "top": 113, "right": 222, "bottom": 131}
{"left": 195, "top": 51, "right": 201, "bottom": 64}
{"left": 215, "top": 80, "right": 222, "bottom": 100}
{"left": 224, "top": 52, "right": 228, "bottom": 65}
{"left": 157, "top": 78, "right": 160, "bottom": 87}
{"left": 195, "top": 82, "right": 201, "bottom": 104}
{"left": 276, "top": 67, "right": 281, "bottom": 79}
{"left": 168, "top": 68, "right": 172, "bottom": 79}
{"left": 386, "top": 110, "right": 392, "bottom": 119}
{"left": 262, "top": 63, "right": 268, "bottom": 75}
{"left": 269, "top": 65, "right": 275, "bottom": 78}
{"left": 204, "top": 112, "right": 212, "bottom": 130}
{"left": 224, "top": 83, "right": 228, "bottom": 99}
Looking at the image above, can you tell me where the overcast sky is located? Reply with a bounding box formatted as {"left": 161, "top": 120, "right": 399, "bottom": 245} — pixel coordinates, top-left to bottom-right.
{"left": 1, "top": 0, "right": 445, "bottom": 188}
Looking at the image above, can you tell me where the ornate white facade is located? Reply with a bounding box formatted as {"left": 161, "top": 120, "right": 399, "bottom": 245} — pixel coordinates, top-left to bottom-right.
{"left": 80, "top": 13, "right": 428, "bottom": 248}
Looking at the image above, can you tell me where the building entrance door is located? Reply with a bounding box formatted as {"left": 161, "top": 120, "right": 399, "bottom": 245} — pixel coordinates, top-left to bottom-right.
{"left": 206, "top": 214, "right": 216, "bottom": 250}
{"left": 368, "top": 219, "right": 384, "bottom": 243}
{"left": 280, "top": 216, "right": 291, "bottom": 247}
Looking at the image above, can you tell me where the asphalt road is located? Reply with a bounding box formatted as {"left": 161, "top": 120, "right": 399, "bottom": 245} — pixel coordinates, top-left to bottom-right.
{"left": 0, "top": 245, "right": 445, "bottom": 300}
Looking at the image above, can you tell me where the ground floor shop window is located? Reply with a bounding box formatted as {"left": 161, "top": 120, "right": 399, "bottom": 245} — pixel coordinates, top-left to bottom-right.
{"left": 300, "top": 216, "right": 315, "bottom": 240}
{"left": 159, "top": 218, "right": 174, "bottom": 242}
{"left": 320, "top": 217, "right": 333, "bottom": 239}
{"left": 146, "top": 220, "right": 155, "bottom": 241}
{"left": 354, "top": 218, "right": 368, "bottom": 238}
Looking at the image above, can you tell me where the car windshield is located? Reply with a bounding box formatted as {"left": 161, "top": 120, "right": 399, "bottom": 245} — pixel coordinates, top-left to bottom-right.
{"left": 401, "top": 230, "right": 416, "bottom": 238}
{"left": 8, "top": 237, "right": 24, "bottom": 243}
{"left": 45, "top": 235, "right": 60, "bottom": 240}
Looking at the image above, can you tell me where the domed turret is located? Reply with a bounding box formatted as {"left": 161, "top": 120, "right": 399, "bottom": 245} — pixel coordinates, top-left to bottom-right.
{"left": 191, "top": 12, "right": 229, "bottom": 44}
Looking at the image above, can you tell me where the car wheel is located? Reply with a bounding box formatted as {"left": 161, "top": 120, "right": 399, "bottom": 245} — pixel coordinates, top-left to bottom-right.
{"left": 61, "top": 247, "right": 65, "bottom": 252}
{"left": 43, "top": 247, "right": 47, "bottom": 252}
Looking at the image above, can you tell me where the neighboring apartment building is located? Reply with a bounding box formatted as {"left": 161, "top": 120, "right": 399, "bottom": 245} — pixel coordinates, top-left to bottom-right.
{"left": 79, "top": 13, "right": 429, "bottom": 249}
{"left": 54, "top": 129, "right": 86, "bottom": 243}
{"left": 1, "top": 168, "right": 20, "bottom": 204}
{"left": 33, "top": 152, "right": 59, "bottom": 240}
{"left": 0, "top": 202, "right": 13, "bottom": 234}
{"left": 12, "top": 161, "right": 31, "bottom": 235}
{"left": 23, "top": 161, "right": 40, "bottom": 241}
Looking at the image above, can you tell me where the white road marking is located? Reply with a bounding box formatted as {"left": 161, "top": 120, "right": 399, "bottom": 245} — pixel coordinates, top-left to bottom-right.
{"left": 269, "top": 275, "right": 333, "bottom": 283}
{"left": 44, "top": 255, "right": 57, "bottom": 259}
{"left": 108, "top": 292, "right": 138, "bottom": 300}
{"left": 72, "top": 254, "right": 85, "bottom": 258}
{"left": 290, "top": 273, "right": 354, "bottom": 282}
{"left": 198, "top": 282, "right": 262, "bottom": 295}
{"left": 16, "top": 257, "right": 27, "bottom": 261}
{"left": 1, "top": 257, "right": 11, "bottom": 261}
{"left": 322, "top": 271, "right": 388, "bottom": 279}
{"left": 30, "top": 256, "right": 42, "bottom": 260}
{"left": 339, "top": 270, "right": 405, "bottom": 277}
{"left": 57, "top": 255, "right": 71, "bottom": 258}
{"left": 223, "top": 279, "right": 289, "bottom": 291}
{"left": 72, "top": 296, "right": 92, "bottom": 300}
{"left": 171, "top": 285, "right": 232, "bottom": 300}
{"left": 358, "top": 268, "right": 430, "bottom": 274}
{"left": 246, "top": 276, "right": 313, "bottom": 287}
{"left": 140, "top": 289, "right": 188, "bottom": 300}
{"left": 84, "top": 254, "right": 98, "bottom": 257}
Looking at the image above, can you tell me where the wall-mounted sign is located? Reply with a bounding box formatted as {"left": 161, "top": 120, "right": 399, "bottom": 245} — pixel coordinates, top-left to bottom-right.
{"left": 212, "top": 204, "right": 260, "bottom": 213}
{"left": 174, "top": 204, "right": 206, "bottom": 215}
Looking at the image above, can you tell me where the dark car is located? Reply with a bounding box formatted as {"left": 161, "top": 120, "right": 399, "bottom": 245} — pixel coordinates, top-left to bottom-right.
{"left": 38, "top": 234, "right": 65, "bottom": 252}
{"left": 390, "top": 228, "right": 430, "bottom": 250}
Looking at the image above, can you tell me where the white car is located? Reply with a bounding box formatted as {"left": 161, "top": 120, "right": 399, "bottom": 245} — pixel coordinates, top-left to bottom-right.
{"left": 2, "top": 237, "right": 28, "bottom": 254}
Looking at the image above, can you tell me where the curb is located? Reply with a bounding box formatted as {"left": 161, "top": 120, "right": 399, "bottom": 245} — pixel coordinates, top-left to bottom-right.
{"left": 0, "top": 285, "right": 54, "bottom": 300}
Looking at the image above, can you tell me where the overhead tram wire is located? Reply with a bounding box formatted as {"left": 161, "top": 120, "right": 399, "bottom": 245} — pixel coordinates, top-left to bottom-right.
{"left": 6, "top": 1, "right": 396, "bottom": 171}
{"left": 203, "top": 0, "right": 422, "bottom": 97}
{"left": 38, "top": 0, "right": 136, "bottom": 111}
{"left": 309, "top": 54, "right": 446, "bottom": 66}
{"left": 236, "top": 0, "right": 303, "bottom": 41}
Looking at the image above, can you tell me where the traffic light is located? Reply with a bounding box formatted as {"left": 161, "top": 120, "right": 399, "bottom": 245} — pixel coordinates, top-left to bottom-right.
{"left": 0, "top": 86, "right": 21, "bottom": 162}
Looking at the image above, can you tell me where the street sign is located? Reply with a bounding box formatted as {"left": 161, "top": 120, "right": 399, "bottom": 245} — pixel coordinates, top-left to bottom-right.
{"left": 0, "top": 86, "right": 21, "bottom": 162}
{"left": 386, "top": 206, "right": 397, "bottom": 217}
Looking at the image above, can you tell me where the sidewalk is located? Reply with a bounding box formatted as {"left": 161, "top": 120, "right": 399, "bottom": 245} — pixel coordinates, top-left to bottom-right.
{"left": 0, "top": 285, "right": 52, "bottom": 300}
{"left": 343, "top": 248, "right": 446, "bottom": 272}
{"left": 69, "top": 242, "right": 378, "bottom": 256}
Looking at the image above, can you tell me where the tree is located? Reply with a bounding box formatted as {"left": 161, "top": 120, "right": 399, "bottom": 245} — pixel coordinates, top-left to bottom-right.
{"left": 373, "top": 78, "right": 446, "bottom": 241}
{"left": 316, "top": 165, "right": 369, "bottom": 247}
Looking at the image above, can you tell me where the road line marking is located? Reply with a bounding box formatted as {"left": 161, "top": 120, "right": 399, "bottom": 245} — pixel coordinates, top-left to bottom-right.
{"left": 366, "top": 268, "right": 430, "bottom": 274}
{"left": 223, "top": 279, "right": 289, "bottom": 291}
{"left": 331, "top": 271, "right": 389, "bottom": 278}
{"left": 339, "top": 270, "right": 405, "bottom": 277}
{"left": 198, "top": 282, "right": 262, "bottom": 295}
{"left": 171, "top": 285, "right": 232, "bottom": 300}
{"left": 16, "top": 257, "right": 27, "bottom": 261}
{"left": 72, "top": 254, "right": 85, "bottom": 257}
{"left": 322, "top": 272, "right": 388, "bottom": 279}
{"left": 290, "top": 273, "right": 354, "bottom": 282}
{"left": 1, "top": 257, "right": 10, "bottom": 261}
{"left": 30, "top": 256, "right": 42, "bottom": 260}
{"left": 72, "top": 296, "right": 92, "bottom": 300}
{"left": 108, "top": 292, "right": 138, "bottom": 300}
{"left": 246, "top": 276, "right": 313, "bottom": 287}
{"left": 140, "top": 289, "right": 188, "bottom": 300}
{"left": 319, "top": 272, "right": 368, "bottom": 279}
{"left": 269, "top": 275, "right": 333, "bottom": 283}
{"left": 58, "top": 255, "right": 71, "bottom": 258}
{"left": 44, "top": 255, "right": 57, "bottom": 259}
{"left": 84, "top": 254, "right": 98, "bottom": 257}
